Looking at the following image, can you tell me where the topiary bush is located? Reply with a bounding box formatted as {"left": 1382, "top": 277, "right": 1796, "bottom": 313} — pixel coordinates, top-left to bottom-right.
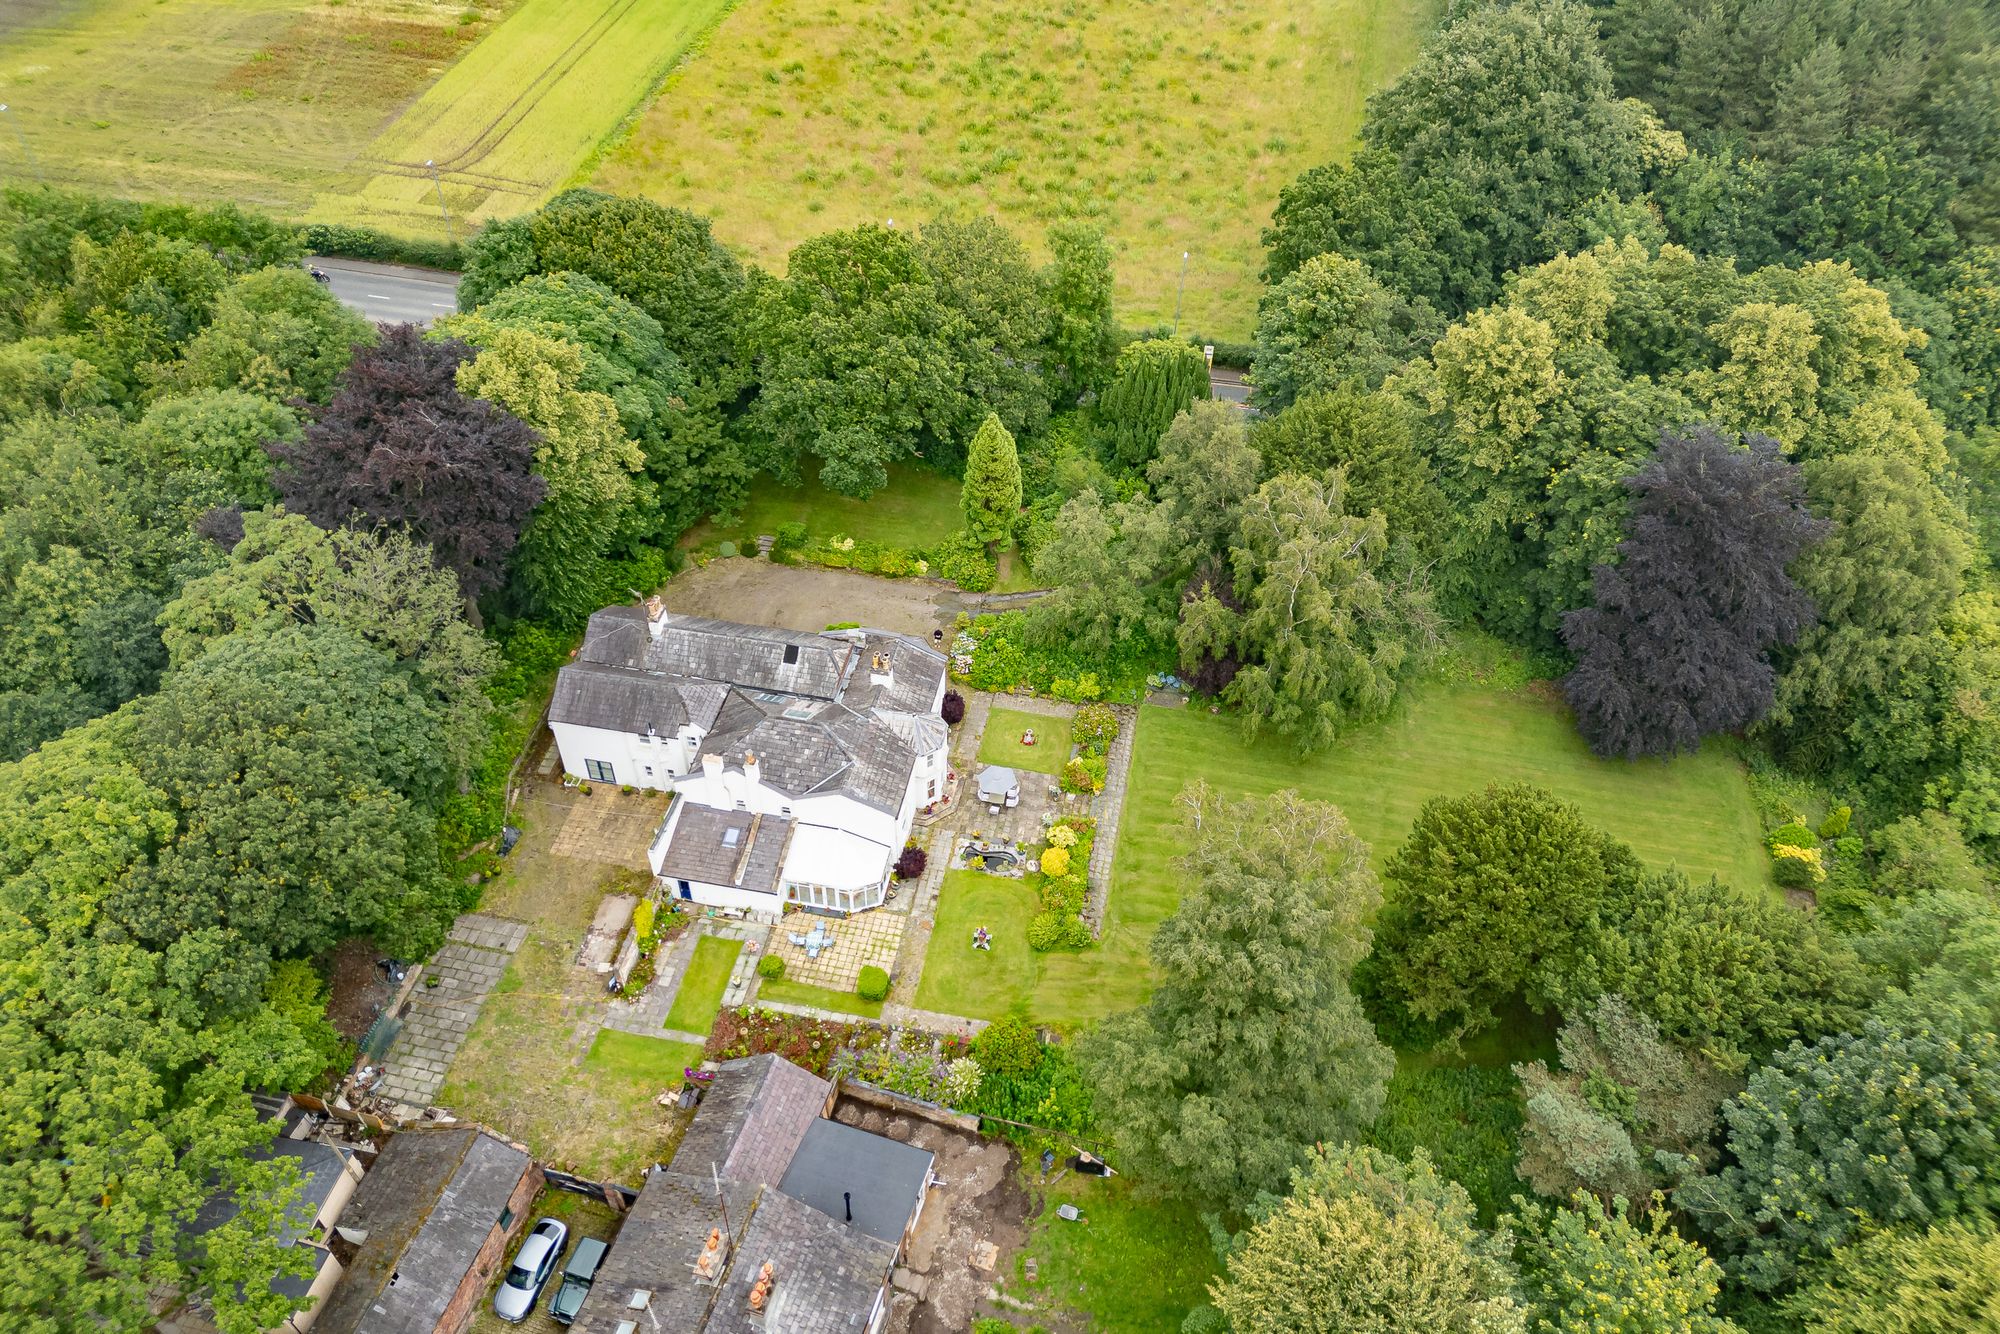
{"left": 895, "top": 846, "right": 928, "bottom": 880}
{"left": 717, "top": 539, "right": 739, "bottom": 558}
{"left": 757, "top": 953, "right": 786, "bottom": 980}
{"left": 1767, "top": 821, "right": 1818, "bottom": 851}
{"left": 1040, "top": 845, "right": 1071, "bottom": 877}
{"left": 1073, "top": 702, "right": 1119, "bottom": 755}
{"left": 941, "top": 689, "right": 965, "bottom": 725}
{"left": 856, "top": 965, "right": 891, "bottom": 1002}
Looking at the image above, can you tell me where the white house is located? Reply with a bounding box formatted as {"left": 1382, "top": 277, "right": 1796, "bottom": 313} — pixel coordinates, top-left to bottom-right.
{"left": 548, "top": 599, "right": 950, "bottom": 917}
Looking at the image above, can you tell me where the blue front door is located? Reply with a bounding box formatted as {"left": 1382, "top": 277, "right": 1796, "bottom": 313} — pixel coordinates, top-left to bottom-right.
{"left": 678, "top": 880, "right": 692, "bottom": 900}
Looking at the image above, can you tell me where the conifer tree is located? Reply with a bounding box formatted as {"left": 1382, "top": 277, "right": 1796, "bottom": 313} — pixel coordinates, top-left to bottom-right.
{"left": 1096, "top": 338, "right": 1210, "bottom": 467}
{"left": 959, "top": 412, "right": 1022, "bottom": 552}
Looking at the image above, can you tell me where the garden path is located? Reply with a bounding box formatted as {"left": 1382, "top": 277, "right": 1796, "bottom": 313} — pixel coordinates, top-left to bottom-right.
{"left": 374, "top": 913, "right": 529, "bottom": 1110}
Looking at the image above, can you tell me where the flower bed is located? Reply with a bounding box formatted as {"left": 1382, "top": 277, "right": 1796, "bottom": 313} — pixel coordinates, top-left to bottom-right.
{"left": 951, "top": 611, "right": 1160, "bottom": 703}
{"left": 1029, "top": 816, "right": 1096, "bottom": 952}
{"left": 705, "top": 1007, "right": 885, "bottom": 1077}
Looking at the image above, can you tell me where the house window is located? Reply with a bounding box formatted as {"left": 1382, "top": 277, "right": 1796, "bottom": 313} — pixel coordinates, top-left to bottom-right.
{"left": 781, "top": 805, "right": 792, "bottom": 817}
{"left": 585, "top": 759, "right": 616, "bottom": 783}
{"left": 643, "top": 765, "right": 654, "bottom": 777}
{"left": 927, "top": 780, "right": 937, "bottom": 800}
{"left": 783, "top": 644, "right": 799, "bottom": 665}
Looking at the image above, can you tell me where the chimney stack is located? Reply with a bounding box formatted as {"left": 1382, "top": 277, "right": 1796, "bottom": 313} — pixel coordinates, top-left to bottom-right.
{"left": 748, "top": 1261, "right": 775, "bottom": 1313}
{"left": 743, "top": 751, "right": 761, "bottom": 790}
{"left": 645, "top": 594, "right": 667, "bottom": 638}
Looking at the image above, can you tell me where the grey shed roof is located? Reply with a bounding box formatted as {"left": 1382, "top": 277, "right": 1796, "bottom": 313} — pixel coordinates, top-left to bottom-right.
{"left": 567, "top": 1169, "right": 758, "bottom": 1334}
{"left": 777, "top": 1118, "right": 934, "bottom": 1247}
{"left": 703, "top": 1187, "right": 896, "bottom": 1334}
{"left": 656, "top": 805, "right": 794, "bottom": 896}
{"left": 313, "top": 1128, "right": 532, "bottom": 1334}
{"left": 189, "top": 1138, "right": 350, "bottom": 1303}
{"left": 670, "top": 1054, "right": 830, "bottom": 1190}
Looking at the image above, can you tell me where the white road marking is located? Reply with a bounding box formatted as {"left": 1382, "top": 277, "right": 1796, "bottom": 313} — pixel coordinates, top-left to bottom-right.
{"left": 365, "top": 293, "right": 392, "bottom": 299}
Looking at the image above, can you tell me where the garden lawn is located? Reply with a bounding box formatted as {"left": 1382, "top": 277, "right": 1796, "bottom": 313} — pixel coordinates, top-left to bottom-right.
{"left": 595, "top": 0, "right": 1440, "bottom": 338}
{"left": 663, "top": 935, "right": 741, "bottom": 1035}
{"left": 685, "top": 461, "right": 964, "bottom": 555}
{"left": 1008, "top": 1174, "right": 1219, "bottom": 1332}
{"left": 583, "top": 1031, "right": 706, "bottom": 1095}
{"left": 944, "top": 680, "right": 1773, "bottom": 1029}
{"left": 917, "top": 869, "right": 1129, "bottom": 1027}
{"left": 754, "top": 976, "right": 884, "bottom": 1020}
{"left": 979, "top": 707, "right": 1073, "bottom": 775}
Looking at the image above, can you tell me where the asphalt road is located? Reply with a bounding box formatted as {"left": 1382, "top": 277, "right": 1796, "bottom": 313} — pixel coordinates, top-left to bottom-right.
{"left": 1209, "top": 367, "right": 1251, "bottom": 405}
{"left": 308, "top": 256, "right": 461, "bottom": 326}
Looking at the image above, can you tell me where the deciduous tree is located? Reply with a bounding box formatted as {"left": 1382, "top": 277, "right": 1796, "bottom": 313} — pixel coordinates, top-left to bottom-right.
{"left": 269, "top": 324, "right": 545, "bottom": 599}
{"left": 1779, "top": 1222, "right": 2000, "bottom": 1332}
{"left": 1561, "top": 427, "right": 1825, "bottom": 759}
{"left": 1079, "top": 788, "right": 1394, "bottom": 1213}
{"left": 1507, "top": 1195, "right": 1737, "bottom": 1334}
{"left": 1250, "top": 387, "right": 1443, "bottom": 548}
{"left": 1250, "top": 251, "right": 1432, "bottom": 409}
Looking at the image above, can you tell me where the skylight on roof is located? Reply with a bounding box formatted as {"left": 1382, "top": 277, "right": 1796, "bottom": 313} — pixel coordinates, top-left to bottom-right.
{"left": 722, "top": 827, "right": 741, "bottom": 848}
{"left": 783, "top": 702, "right": 821, "bottom": 720}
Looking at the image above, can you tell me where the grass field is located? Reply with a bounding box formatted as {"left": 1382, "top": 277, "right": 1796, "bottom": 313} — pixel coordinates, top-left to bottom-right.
{"left": 925, "top": 681, "right": 1771, "bottom": 1028}
{"left": 979, "top": 707, "right": 1072, "bottom": 774}
{"left": 594, "top": 0, "right": 1440, "bottom": 338}
{"left": 662, "top": 935, "right": 741, "bottom": 1035}
{"left": 316, "top": 0, "right": 738, "bottom": 232}
{"left": 1012, "top": 1174, "right": 1220, "bottom": 1331}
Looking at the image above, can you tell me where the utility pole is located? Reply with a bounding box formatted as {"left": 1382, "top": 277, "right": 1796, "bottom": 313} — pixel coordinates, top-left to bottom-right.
{"left": 0, "top": 105, "right": 44, "bottom": 184}
{"left": 426, "top": 160, "right": 454, "bottom": 244}
{"left": 1173, "top": 250, "right": 1188, "bottom": 336}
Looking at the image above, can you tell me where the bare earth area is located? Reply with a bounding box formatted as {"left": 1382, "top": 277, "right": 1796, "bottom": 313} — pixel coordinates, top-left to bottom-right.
{"left": 662, "top": 559, "right": 961, "bottom": 637}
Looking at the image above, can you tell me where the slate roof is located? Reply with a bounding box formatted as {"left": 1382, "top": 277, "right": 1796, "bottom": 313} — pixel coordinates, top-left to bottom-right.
{"left": 552, "top": 609, "right": 948, "bottom": 816}
{"left": 670, "top": 1054, "right": 830, "bottom": 1188}
{"left": 567, "top": 1170, "right": 758, "bottom": 1334}
{"left": 705, "top": 1188, "right": 895, "bottom": 1334}
{"left": 777, "top": 1119, "right": 934, "bottom": 1247}
{"left": 314, "top": 1128, "right": 532, "bottom": 1334}
{"left": 656, "top": 806, "right": 794, "bottom": 896}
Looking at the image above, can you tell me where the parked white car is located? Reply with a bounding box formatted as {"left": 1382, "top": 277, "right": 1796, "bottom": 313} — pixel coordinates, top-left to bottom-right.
{"left": 494, "top": 1217, "right": 568, "bottom": 1323}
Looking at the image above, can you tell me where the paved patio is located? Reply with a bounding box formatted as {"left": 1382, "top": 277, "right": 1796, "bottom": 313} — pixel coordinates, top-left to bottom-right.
{"left": 374, "top": 913, "right": 529, "bottom": 1110}
{"left": 548, "top": 792, "right": 670, "bottom": 867}
{"left": 771, "top": 908, "right": 906, "bottom": 991}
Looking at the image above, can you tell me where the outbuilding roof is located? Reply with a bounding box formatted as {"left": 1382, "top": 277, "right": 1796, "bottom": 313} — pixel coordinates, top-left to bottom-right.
{"left": 777, "top": 1118, "right": 934, "bottom": 1247}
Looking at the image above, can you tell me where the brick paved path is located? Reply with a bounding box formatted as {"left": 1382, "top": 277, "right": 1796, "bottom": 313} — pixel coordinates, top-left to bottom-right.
{"left": 376, "top": 913, "right": 528, "bottom": 1109}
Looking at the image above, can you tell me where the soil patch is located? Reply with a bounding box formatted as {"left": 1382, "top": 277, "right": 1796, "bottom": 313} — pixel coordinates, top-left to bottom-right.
{"left": 664, "top": 560, "right": 954, "bottom": 638}
{"left": 324, "top": 936, "right": 398, "bottom": 1042}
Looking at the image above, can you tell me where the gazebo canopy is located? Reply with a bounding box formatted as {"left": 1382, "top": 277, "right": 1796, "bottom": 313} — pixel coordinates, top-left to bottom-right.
{"left": 976, "top": 765, "right": 1018, "bottom": 801}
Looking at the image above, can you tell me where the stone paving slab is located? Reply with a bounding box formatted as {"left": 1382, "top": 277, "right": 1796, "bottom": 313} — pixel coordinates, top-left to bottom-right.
{"left": 375, "top": 913, "right": 528, "bottom": 1109}
{"left": 548, "top": 793, "right": 670, "bottom": 867}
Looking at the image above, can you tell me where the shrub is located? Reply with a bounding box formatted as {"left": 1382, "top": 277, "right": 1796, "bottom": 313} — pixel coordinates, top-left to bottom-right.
{"left": 770, "top": 520, "right": 808, "bottom": 560}
{"left": 717, "top": 539, "right": 739, "bottom": 558}
{"left": 1047, "top": 824, "right": 1078, "bottom": 849}
{"left": 895, "top": 846, "right": 928, "bottom": 880}
{"left": 757, "top": 953, "right": 786, "bottom": 980}
{"left": 971, "top": 1013, "right": 1045, "bottom": 1079}
{"left": 1767, "top": 821, "right": 1818, "bottom": 851}
{"left": 1073, "top": 702, "right": 1119, "bottom": 755}
{"left": 1040, "top": 845, "right": 1072, "bottom": 877}
{"left": 1772, "top": 843, "right": 1826, "bottom": 887}
{"left": 1027, "top": 910, "right": 1092, "bottom": 951}
{"left": 1039, "top": 872, "right": 1087, "bottom": 916}
{"left": 857, "top": 965, "right": 891, "bottom": 1002}
{"left": 927, "top": 528, "right": 997, "bottom": 591}
{"left": 941, "top": 689, "right": 965, "bottom": 725}
{"left": 632, "top": 898, "right": 656, "bottom": 944}
{"left": 1048, "top": 673, "right": 1103, "bottom": 702}
{"left": 299, "top": 220, "right": 467, "bottom": 271}
{"left": 1818, "top": 805, "right": 1852, "bottom": 839}
{"left": 1061, "top": 754, "right": 1108, "bottom": 794}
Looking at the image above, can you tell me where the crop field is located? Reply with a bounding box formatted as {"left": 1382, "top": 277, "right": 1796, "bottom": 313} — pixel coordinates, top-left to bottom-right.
{"left": 317, "top": 0, "right": 738, "bottom": 232}
{"left": 0, "top": 0, "right": 732, "bottom": 233}
{"left": 0, "top": 0, "right": 503, "bottom": 215}
{"left": 594, "top": 0, "right": 1438, "bottom": 338}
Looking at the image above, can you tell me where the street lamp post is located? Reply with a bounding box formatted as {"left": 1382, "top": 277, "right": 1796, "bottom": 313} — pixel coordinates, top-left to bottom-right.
{"left": 0, "top": 105, "right": 44, "bottom": 184}
{"left": 1173, "top": 250, "right": 1188, "bottom": 336}
{"left": 426, "top": 159, "right": 454, "bottom": 244}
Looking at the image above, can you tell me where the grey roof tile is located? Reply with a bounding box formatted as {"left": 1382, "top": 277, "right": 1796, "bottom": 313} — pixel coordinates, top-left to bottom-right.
{"left": 706, "top": 1189, "right": 895, "bottom": 1334}
{"left": 669, "top": 1054, "right": 830, "bottom": 1190}
{"left": 568, "top": 1170, "right": 757, "bottom": 1334}
{"left": 656, "top": 806, "right": 794, "bottom": 895}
